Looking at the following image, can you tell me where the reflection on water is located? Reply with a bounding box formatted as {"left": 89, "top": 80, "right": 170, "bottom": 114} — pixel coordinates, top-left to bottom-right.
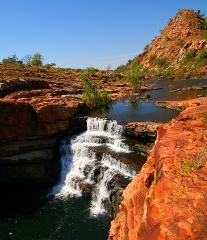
{"left": 91, "top": 77, "right": 207, "bottom": 123}
{"left": 91, "top": 99, "right": 179, "bottom": 123}
{"left": 147, "top": 77, "right": 207, "bottom": 101}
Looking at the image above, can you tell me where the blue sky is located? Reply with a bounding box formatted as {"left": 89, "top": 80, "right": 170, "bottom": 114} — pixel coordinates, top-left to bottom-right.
{"left": 0, "top": 0, "right": 207, "bottom": 69}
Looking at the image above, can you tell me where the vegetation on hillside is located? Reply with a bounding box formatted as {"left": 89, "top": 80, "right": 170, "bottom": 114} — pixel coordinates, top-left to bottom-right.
{"left": 115, "top": 9, "right": 207, "bottom": 77}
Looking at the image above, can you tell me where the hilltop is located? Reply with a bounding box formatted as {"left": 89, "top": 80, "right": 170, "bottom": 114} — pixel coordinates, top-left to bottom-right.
{"left": 128, "top": 9, "right": 207, "bottom": 76}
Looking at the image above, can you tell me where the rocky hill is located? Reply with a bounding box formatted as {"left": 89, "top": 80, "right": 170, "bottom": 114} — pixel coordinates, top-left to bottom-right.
{"left": 131, "top": 9, "right": 207, "bottom": 73}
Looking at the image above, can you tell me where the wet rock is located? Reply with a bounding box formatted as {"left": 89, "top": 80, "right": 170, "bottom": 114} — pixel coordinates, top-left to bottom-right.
{"left": 108, "top": 174, "right": 131, "bottom": 217}
{"left": 156, "top": 97, "right": 207, "bottom": 110}
{"left": 79, "top": 182, "right": 95, "bottom": 199}
{"left": 125, "top": 122, "right": 161, "bottom": 142}
{"left": 134, "top": 143, "right": 152, "bottom": 157}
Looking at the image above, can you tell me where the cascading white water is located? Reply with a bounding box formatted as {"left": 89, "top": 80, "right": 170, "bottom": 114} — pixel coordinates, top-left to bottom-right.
{"left": 55, "top": 117, "right": 136, "bottom": 216}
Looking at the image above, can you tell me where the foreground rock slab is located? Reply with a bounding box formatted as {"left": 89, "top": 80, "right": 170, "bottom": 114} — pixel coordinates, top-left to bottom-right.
{"left": 109, "top": 100, "right": 207, "bottom": 240}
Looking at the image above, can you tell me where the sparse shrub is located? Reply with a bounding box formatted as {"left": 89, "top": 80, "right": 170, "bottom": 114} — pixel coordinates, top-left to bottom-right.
{"left": 45, "top": 63, "right": 56, "bottom": 68}
{"left": 31, "top": 53, "right": 43, "bottom": 66}
{"left": 144, "top": 44, "right": 149, "bottom": 51}
{"left": 177, "top": 39, "right": 185, "bottom": 47}
{"left": 150, "top": 54, "right": 156, "bottom": 62}
{"left": 180, "top": 158, "right": 204, "bottom": 176}
{"left": 82, "top": 73, "right": 110, "bottom": 108}
{"left": 127, "top": 67, "right": 144, "bottom": 91}
{"left": 200, "top": 30, "right": 207, "bottom": 40}
{"left": 165, "top": 36, "right": 171, "bottom": 41}
{"left": 2, "top": 54, "right": 23, "bottom": 65}
{"left": 172, "top": 186, "right": 187, "bottom": 202}
{"left": 197, "top": 10, "right": 206, "bottom": 19}
{"left": 196, "top": 49, "right": 207, "bottom": 64}
{"left": 203, "top": 112, "right": 207, "bottom": 122}
{"left": 155, "top": 58, "right": 169, "bottom": 68}
{"left": 116, "top": 64, "right": 127, "bottom": 72}
{"left": 127, "top": 59, "right": 133, "bottom": 65}
{"left": 182, "top": 49, "right": 197, "bottom": 64}
{"left": 86, "top": 67, "right": 99, "bottom": 75}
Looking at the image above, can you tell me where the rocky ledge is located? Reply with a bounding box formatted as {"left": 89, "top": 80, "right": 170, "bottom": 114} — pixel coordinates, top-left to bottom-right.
{"left": 109, "top": 97, "right": 207, "bottom": 240}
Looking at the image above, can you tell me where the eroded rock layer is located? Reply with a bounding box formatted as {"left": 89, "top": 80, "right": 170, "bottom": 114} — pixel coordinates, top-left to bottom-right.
{"left": 109, "top": 99, "right": 207, "bottom": 240}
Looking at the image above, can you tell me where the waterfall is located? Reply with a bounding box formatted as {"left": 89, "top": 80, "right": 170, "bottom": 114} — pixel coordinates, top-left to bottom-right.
{"left": 55, "top": 117, "right": 136, "bottom": 216}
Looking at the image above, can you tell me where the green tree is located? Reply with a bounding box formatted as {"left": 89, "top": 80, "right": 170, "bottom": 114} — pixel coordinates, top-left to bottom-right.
{"left": 2, "top": 54, "right": 23, "bottom": 64}
{"left": 31, "top": 53, "right": 43, "bottom": 66}
{"left": 82, "top": 73, "right": 110, "bottom": 108}
{"left": 127, "top": 67, "right": 144, "bottom": 91}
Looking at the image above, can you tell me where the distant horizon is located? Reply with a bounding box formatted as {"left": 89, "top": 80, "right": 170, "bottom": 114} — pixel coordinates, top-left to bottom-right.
{"left": 0, "top": 0, "right": 207, "bottom": 70}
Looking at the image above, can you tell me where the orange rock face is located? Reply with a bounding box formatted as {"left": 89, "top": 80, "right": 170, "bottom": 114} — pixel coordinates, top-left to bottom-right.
{"left": 109, "top": 101, "right": 207, "bottom": 240}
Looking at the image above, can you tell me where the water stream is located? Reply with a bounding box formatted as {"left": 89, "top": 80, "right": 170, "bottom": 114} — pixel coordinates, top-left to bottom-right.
{"left": 54, "top": 117, "right": 136, "bottom": 216}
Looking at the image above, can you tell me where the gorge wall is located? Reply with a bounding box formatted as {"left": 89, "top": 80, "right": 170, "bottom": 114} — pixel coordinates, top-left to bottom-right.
{"left": 109, "top": 98, "right": 207, "bottom": 240}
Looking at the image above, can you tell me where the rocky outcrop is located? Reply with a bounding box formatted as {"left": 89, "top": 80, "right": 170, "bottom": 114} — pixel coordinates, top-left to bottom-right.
{"left": 131, "top": 9, "right": 207, "bottom": 72}
{"left": 0, "top": 79, "right": 50, "bottom": 97}
{"left": 157, "top": 96, "right": 207, "bottom": 110}
{"left": 109, "top": 100, "right": 207, "bottom": 240}
{"left": 126, "top": 122, "right": 162, "bottom": 142}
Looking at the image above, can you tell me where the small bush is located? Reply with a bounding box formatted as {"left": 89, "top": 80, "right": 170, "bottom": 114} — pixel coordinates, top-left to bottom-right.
{"left": 150, "top": 54, "right": 156, "bottom": 62}
{"left": 86, "top": 67, "right": 99, "bottom": 75}
{"left": 116, "top": 65, "right": 127, "bottom": 72}
{"left": 127, "top": 59, "right": 133, "bottom": 65}
{"left": 182, "top": 49, "right": 197, "bottom": 64}
{"left": 177, "top": 39, "right": 185, "bottom": 47}
{"left": 2, "top": 55, "right": 23, "bottom": 65}
{"left": 203, "top": 112, "right": 207, "bottom": 122}
{"left": 165, "top": 36, "right": 171, "bottom": 41}
{"left": 181, "top": 158, "right": 204, "bottom": 176}
{"left": 31, "top": 53, "right": 43, "bottom": 66}
{"left": 82, "top": 74, "right": 110, "bottom": 109}
{"left": 200, "top": 30, "right": 207, "bottom": 40}
{"left": 197, "top": 10, "right": 206, "bottom": 19}
{"left": 144, "top": 44, "right": 149, "bottom": 51}
{"left": 155, "top": 58, "right": 169, "bottom": 68}
{"left": 127, "top": 67, "right": 144, "bottom": 91}
{"left": 45, "top": 63, "right": 56, "bottom": 68}
{"left": 196, "top": 49, "right": 207, "bottom": 64}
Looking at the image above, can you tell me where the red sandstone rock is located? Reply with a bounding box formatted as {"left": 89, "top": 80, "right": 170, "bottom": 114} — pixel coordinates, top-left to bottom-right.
{"left": 157, "top": 97, "right": 207, "bottom": 110}
{"left": 127, "top": 122, "right": 162, "bottom": 136}
{"left": 109, "top": 101, "right": 207, "bottom": 240}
